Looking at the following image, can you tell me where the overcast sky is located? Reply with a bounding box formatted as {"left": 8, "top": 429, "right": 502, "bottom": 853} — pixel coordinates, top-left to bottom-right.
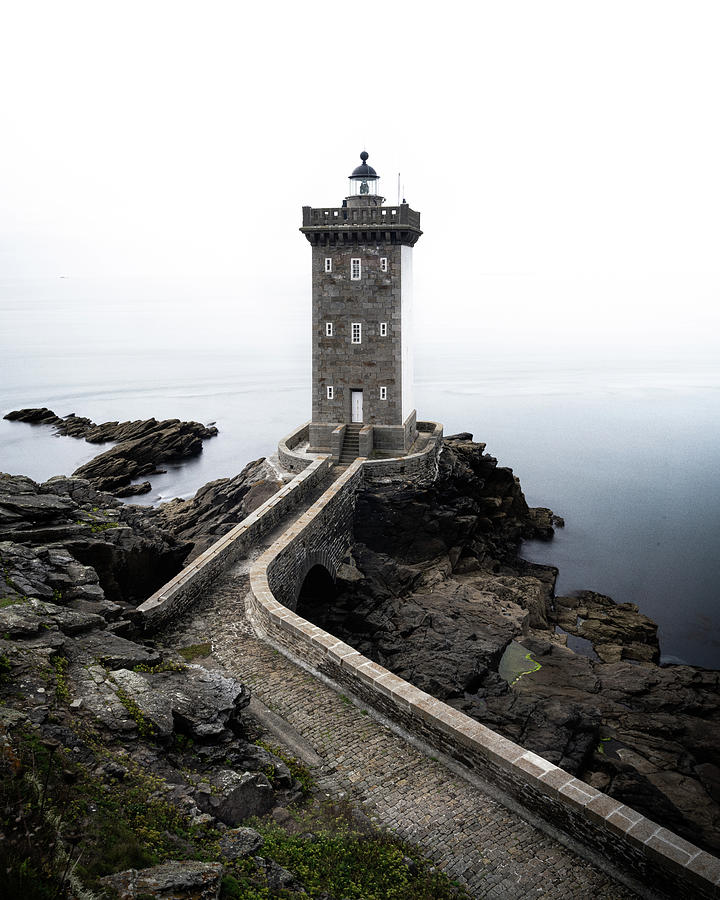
{"left": 1, "top": 1, "right": 719, "bottom": 364}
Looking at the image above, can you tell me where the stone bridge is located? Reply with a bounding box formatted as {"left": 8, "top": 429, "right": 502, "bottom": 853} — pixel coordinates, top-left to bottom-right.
{"left": 137, "top": 423, "right": 720, "bottom": 900}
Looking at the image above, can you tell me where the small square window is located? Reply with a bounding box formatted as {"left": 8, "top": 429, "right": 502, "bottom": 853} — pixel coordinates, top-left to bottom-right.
{"left": 351, "top": 322, "right": 362, "bottom": 344}
{"left": 325, "top": 322, "right": 333, "bottom": 337}
{"left": 380, "top": 257, "right": 388, "bottom": 272}
{"left": 380, "top": 386, "right": 387, "bottom": 400}
{"left": 326, "top": 386, "right": 334, "bottom": 399}
{"left": 350, "top": 258, "right": 361, "bottom": 280}
{"left": 380, "top": 322, "right": 388, "bottom": 337}
{"left": 324, "top": 257, "right": 332, "bottom": 273}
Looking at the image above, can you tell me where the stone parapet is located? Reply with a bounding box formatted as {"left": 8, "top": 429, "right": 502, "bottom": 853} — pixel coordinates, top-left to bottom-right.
{"left": 330, "top": 425, "right": 345, "bottom": 463}
{"left": 137, "top": 455, "right": 332, "bottom": 628}
{"left": 364, "top": 421, "right": 443, "bottom": 484}
{"left": 358, "top": 425, "right": 373, "bottom": 458}
{"left": 278, "top": 422, "right": 326, "bottom": 472}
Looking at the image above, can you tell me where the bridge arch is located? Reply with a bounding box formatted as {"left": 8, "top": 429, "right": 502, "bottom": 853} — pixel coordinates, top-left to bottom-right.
{"left": 293, "top": 551, "right": 337, "bottom": 613}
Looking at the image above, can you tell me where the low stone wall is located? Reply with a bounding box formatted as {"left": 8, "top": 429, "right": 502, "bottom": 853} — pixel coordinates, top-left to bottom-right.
{"left": 363, "top": 421, "right": 443, "bottom": 484}
{"left": 330, "top": 425, "right": 345, "bottom": 463}
{"left": 278, "top": 423, "right": 323, "bottom": 473}
{"left": 256, "top": 461, "right": 364, "bottom": 611}
{"left": 247, "top": 453, "right": 719, "bottom": 900}
{"left": 138, "top": 455, "right": 332, "bottom": 628}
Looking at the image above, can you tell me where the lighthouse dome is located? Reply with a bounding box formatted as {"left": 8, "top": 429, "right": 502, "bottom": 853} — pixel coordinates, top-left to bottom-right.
{"left": 350, "top": 151, "right": 378, "bottom": 179}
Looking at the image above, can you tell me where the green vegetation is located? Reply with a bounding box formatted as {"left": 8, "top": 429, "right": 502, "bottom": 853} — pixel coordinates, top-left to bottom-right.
{"left": 115, "top": 688, "right": 156, "bottom": 738}
{"left": 0, "top": 653, "right": 11, "bottom": 683}
{"left": 0, "top": 722, "right": 469, "bottom": 900}
{"left": 0, "top": 595, "right": 28, "bottom": 608}
{"left": 133, "top": 659, "right": 187, "bottom": 674}
{"left": 255, "top": 740, "right": 315, "bottom": 796}
{"left": 219, "top": 807, "right": 469, "bottom": 899}
{"left": 50, "top": 656, "right": 69, "bottom": 703}
{"left": 178, "top": 642, "right": 212, "bottom": 661}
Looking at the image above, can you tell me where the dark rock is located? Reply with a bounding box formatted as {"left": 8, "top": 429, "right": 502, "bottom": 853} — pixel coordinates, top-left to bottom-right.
{"left": 67, "top": 631, "right": 161, "bottom": 669}
{"left": 4, "top": 408, "right": 218, "bottom": 496}
{"left": 107, "top": 666, "right": 249, "bottom": 740}
{"left": 219, "top": 826, "right": 264, "bottom": 859}
{"left": 197, "top": 770, "right": 274, "bottom": 825}
{"left": 0, "top": 474, "right": 190, "bottom": 604}
{"left": 100, "top": 859, "right": 223, "bottom": 900}
{"left": 155, "top": 457, "right": 283, "bottom": 560}
{"left": 254, "top": 856, "right": 305, "bottom": 893}
{"left": 0, "top": 598, "right": 105, "bottom": 637}
{"left": 115, "top": 481, "right": 152, "bottom": 497}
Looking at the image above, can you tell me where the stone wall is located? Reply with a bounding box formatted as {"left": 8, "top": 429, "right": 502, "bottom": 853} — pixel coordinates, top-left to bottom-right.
{"left": 364, "top": 421, "right": 443, "bottom": 484}
{"left": 138, "top": 455, "right": 332, "bottom": 628}
{"left": 278, "top": 423, "right": 323, "bottom": 473}
{"left": 246, "top": 452, "right": 719, "bottom": 900}
{"left": 311, "top": 244, "right": 404, "bottom": 429}
{"left": 257, "top": 461, "right": 363, "bottom": 612}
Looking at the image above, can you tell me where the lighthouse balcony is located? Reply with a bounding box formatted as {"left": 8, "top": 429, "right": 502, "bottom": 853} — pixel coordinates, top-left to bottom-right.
{"left": 301, "top": 205, "right": 421, "bottom": 246}
{"left": 302, "top": 204, "right": 420, "bottom": 229}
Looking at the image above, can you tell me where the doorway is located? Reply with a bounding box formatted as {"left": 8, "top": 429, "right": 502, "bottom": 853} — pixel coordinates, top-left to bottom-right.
{"left": 351, "top": 390, "right": 363, "bottom": 423}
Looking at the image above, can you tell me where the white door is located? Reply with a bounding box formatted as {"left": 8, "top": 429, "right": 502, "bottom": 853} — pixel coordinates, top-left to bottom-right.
{"left": 351, "top": 390, "right": 363, "bottom": 423}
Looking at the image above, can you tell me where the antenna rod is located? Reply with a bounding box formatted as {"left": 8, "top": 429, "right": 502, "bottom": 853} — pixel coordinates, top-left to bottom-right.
{"left": 397, "top": 173, "right": 401, "bottom": 206}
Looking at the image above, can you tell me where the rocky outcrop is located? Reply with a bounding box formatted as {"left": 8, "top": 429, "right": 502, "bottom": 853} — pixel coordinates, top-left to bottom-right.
{"left": 299, "top": 434, "right": 720, "bottom": 855}
{"left": 4, "top": 407, "right": 218, "bottom": 495}
{"left": 154, "top": 458, "right": 285, "bottom": 561}
{"left": 0, "top": 473, "right": 189, "bottom": 604}
{"left": 101, "top": 860, "right": 224, "bottom": 900}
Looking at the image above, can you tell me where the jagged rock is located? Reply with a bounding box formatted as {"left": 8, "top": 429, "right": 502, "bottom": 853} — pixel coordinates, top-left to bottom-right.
{"left": 553, "top": 591, "right": 660, "bottom": 664}
{"left": 115, "top": 481, "right": 152, "bottom": 497}
{"left": 155, "top": 457, "right": 283, "bottom": 560}
{"left": 0, "top": 474, "right": 190, "bottom": 603}
{"left": 219, "top": 826, "right": 264, "bottom": 859}
{"left": 108, "top": 666, "right": 249, "bottom": 740}
{"left": 4, "top": 408, "right": 218, "bottom": 496}
{"left": 236, "top": 744, "right": 294, "bottom": 788}
{"left": 197, "top": 770, "right": 274, "bottom": 825}
{"left": 0, "top": 598, "right": 105, "bottom": 637}
{"left": 100, "top": 859, "right": 223, "bottom": 900}
{"left": 254, "top": 856, "right": 305, "bottom": 893}
{"left": 67, "top": 631, "right": 161, "bottom": 669}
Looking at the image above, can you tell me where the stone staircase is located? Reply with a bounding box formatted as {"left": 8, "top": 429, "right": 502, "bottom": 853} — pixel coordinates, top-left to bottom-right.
{"left": 339, "top": 424, "right": 362, "bottom": 464}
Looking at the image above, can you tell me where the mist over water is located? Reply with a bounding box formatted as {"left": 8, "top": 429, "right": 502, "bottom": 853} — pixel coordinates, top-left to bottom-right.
{"left": 1, "top": 281, "right": 718, "bottom": 670}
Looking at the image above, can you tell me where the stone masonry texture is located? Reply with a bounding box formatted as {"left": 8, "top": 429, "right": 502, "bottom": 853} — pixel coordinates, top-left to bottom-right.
{"left": 161, "top": 565, "right": 640, "bottom": 900}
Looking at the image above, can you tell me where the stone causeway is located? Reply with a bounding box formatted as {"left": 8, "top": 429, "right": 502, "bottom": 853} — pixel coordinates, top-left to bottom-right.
{"left": 139, "top": 424, "right": 720, "bottom": 899}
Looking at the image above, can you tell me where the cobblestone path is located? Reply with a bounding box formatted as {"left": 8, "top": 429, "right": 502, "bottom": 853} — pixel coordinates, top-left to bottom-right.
{"left": 162, "top": 547, "right": 639, "bottom": 899}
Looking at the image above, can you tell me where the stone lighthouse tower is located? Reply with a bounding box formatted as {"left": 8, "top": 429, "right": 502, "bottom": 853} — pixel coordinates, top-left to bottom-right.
{"left": 301, "top": 152, "right": 423, "bottom": 460}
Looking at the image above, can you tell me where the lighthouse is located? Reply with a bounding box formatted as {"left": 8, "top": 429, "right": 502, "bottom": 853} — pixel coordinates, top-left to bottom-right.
{"left": 301, "top": 152, "right": 423, "bottom": 460}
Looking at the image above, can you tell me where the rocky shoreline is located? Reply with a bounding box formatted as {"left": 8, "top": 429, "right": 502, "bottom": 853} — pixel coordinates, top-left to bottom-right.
{"left": 4, "top": 407, "right": 219, "bottom": 496}
{"left": 300, "top": 434, "right": 720, "bottom": 855}
{"left": 0, "top": 422, "right": 718, "bottom": 894}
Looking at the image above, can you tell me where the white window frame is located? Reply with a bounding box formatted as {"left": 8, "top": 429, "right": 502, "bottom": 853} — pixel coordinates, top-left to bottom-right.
{"left": 380, "top": 257, "right": 388, "bottom": 272}
{"left": 351, "top": 322, "right": 362, "bottom": 344}
{"left": 350, "top": 258, "right": 361, "bottom": 280}
{"left": 380, "top": 322, "right": 388, "bottom": 337}
{"left": 326, "top": 386, "right": 334, "bottom": 399}
{"left": 325, "top": 322, "right": 333, "bottom": 337}
{"left": 380, "top": 386, "right": 387, "bottom": 400}
{"left": 324, "top": 257, "right": 332, "bottom": 273}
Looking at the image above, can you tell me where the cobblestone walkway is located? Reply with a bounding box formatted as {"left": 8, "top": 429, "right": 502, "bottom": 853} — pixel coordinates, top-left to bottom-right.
{"left": 162, "top": 556, "right": 639, "bottom": 899}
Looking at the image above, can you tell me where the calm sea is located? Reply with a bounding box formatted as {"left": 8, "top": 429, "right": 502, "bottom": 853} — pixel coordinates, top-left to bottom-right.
{"left": 1, "top": 281, "right": 718, "bottom": 669}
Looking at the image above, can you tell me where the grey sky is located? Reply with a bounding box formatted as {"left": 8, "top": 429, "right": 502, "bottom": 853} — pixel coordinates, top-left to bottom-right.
{"left": 1, "top": 1, "right": 719, "bottom": 363}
